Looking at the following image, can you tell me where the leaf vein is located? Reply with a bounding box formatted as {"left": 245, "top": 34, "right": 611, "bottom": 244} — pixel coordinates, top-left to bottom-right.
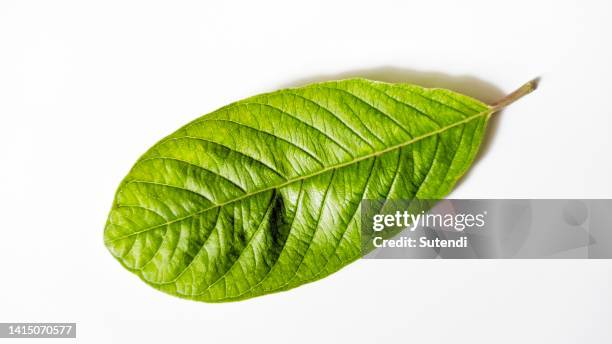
{"left": 284, "top": 90, "right": 376, "bottom": 150}
{"left": 240, "top": 102, "right": 355, "bottom": 158}
{"left": 201, "top": 118, "right": 325, "bottom": 168}
{"left": 319, "top": 85, "right": 414, "bottom": 139}
{"left": 105, "top": 110, "right": 490, "bottom": 244}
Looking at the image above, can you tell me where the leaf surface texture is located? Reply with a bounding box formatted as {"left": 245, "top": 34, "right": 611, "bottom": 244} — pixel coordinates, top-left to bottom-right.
{"left": 104, "top": 78, "right": 491, "bottom": 302}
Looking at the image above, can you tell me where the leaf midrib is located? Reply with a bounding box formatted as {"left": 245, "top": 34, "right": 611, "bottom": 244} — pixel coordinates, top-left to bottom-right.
{"left": 105, "top": 107, "right": 492, "bottom": 244}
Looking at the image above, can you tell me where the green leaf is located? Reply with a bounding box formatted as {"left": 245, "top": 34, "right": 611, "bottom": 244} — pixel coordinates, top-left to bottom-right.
{"left": 104, "top": 78, "right": 535, "bottom": 302}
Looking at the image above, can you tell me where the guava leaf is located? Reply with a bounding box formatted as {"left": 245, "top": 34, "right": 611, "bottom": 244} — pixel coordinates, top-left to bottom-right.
{"left": 104, "top": 78, "right": 535, "bottom": 302}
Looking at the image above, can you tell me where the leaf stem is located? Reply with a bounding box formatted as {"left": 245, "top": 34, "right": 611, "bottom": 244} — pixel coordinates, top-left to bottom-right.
{"left": 491, "top": 78, "right": 539, "bottom": 112}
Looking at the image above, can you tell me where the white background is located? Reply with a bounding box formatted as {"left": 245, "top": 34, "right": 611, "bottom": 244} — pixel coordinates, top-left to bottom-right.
{"left": 1, "top": 0, "right": 611, "bottom": 343}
